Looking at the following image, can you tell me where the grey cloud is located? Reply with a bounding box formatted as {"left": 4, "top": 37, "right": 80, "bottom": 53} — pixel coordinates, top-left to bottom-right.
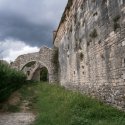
{"left": 0, "top": 12, "right": 54, "bottom": 46}
{"left": 0, "top": 13, "right": 53, "bottom": 46}
{"left": 0, "top": 0, "right": 68, "bottom": 47}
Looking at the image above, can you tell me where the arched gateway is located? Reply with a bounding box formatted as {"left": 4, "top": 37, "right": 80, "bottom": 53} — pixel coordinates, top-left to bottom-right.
{"left": 11, "top": 46, "right": 58, "bottom": 83}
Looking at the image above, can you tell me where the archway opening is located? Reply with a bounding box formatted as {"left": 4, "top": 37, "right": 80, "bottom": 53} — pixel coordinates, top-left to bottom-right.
{"left": 21, "top": 61, "right": 49, "bottom": 82}
{"left": 21, "top": 61, "right": 36, "bottom": 71}
{"left": 21, "top": 61, "right": 36, "bottom": 79}
{"left": 40, "top": 67, "right": 48, "bottom": 82}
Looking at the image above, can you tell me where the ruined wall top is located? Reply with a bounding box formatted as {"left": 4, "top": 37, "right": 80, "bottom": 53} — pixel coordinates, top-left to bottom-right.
{"left": 54, "top": 0, "right": 125, "bottom": 47}
{"left": 54, "top": 0, "right": 82, "bottom": 47}
{"left": 11, "top": 46, "right": 54, "bottom": 70}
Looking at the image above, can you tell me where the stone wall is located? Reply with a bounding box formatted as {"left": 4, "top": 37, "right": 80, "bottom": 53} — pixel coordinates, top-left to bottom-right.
{"left": 54, "top": 0, "right": 125, "bottom": 109}
{"left": 12, "top": 46, "right": 59, "bottom": 83}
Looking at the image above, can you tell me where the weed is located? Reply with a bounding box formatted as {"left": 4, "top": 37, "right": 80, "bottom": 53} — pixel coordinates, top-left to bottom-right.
{"left": 51, "top": 47, "right": 59, "bottom": 72}
{"left": 113, "top": 15, "right": 121, "bottom": 22}
{"left": 113, "top": 15, "right": 121, "bottom": 31}
{"left": 113, "top": 23, "right": 120, "bottom": 31}
{"left": 89, "top": 29, "right": 98, "bottom": 38}
{"left": 0, "top": 103, "right": 20, "bottom": 112}
{"left": 80, "top": 53, "right": 84, "bottom": 61}
{"left": 7, "top": 104, "right": 20, "bottom": 112}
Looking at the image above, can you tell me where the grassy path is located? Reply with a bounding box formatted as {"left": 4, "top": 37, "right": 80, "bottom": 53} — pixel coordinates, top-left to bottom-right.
{"left": 18, "top": 82, "right": 125, "bottom": 125}
{"left": 1, "top": 82, "right": 125, "bottom": 125}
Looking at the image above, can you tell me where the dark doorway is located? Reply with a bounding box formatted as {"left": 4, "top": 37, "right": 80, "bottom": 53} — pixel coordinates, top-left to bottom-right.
{"left": 40, "top": 67, "right": 48, "bottom": 82}
{"left": 27, "top": 71, "right": 30, "bottom": 76}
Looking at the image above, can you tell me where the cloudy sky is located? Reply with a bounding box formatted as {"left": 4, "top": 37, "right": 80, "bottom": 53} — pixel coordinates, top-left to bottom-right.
{"left": 0, "top": 0, "right": 68, "bottom": 62}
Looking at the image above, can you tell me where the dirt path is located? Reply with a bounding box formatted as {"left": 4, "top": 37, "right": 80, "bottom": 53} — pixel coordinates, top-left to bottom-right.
{"left": 0, "top": 91, "right": 36, "bottom": 125}
{"left": 0, "top": 112, "right": 35, "bottom": 125}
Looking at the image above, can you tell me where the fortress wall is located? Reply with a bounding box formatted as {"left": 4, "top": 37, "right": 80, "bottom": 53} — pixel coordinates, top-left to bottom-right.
{"left": 54, "top": 0, "right": 125, "bottom": 109}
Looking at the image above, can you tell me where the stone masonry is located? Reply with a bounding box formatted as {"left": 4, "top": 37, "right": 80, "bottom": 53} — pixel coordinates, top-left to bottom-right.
{"left": 12, "top": 46, "right": 58, "bottom": 83}
{"left": 54, "top": 0, "right": 125, "bottom": 109}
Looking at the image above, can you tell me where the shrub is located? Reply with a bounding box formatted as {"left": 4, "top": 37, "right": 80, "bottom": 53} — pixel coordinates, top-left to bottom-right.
{"left": 51, "top": 47, "right": 59, "bottom": 72}
{"left": 114, "top": 23, "right": 120, "bottom": 31}
{"left": 0, "top": 62, "right": 26, "bottom": 102}
{"left": 79, "top": 53, "right": 84, "bottom": 61}
{"left": 89, "top": 29, "right": 98, "bottom": 38}
{"left": 113, "top": 15, "right": 120, "bottom": 22}
{"left": 113, "top": 15, "right": 121, "bottom": 31}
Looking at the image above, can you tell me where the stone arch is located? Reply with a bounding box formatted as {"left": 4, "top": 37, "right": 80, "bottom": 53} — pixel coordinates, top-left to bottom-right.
{"left": 40, "top": 67, "right": 49, "bottom": 81}
{"left": 11, "top": 46, "right": 59, "bottom": 83}
{"left": 19, "top": 59, "right": 51, "bottom": 82}
{"left": 21, "top": 61, "right": 36, "bottom": 71}
{"left": 31, "top": 63, "right": 49, "bottom": 82}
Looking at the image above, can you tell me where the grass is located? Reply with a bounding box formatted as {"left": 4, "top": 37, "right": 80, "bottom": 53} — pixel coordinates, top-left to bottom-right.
{"left": 17, "top": 82, "right": 125, "bottom": 125}
{"left": 51, "top": 47, "right": 59, "bottom": 72}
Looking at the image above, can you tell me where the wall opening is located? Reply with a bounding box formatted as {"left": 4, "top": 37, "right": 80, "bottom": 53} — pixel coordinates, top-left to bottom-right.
{"left": 21, "top": 61, "right": 36, "bottom": 71}
{"left": 40, "top": 67, "right": 48, "bottom": 82}
{"left": 27, "top": 71, "right": 30, "bottom": 76}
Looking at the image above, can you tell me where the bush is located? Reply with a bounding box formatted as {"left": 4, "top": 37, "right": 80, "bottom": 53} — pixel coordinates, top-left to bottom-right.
{"left": 113, "top": 15, "right": 121, "bottom": 31}
{"left": 0, "top": 62, "right": 26, "bottom": 102}
{"left": 89, "top": 29, "right": 98, "bottom": 38}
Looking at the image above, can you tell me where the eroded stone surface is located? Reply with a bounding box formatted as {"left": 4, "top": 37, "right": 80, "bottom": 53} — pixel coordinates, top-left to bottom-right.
{"left": 54, "top": 0, "right": 125, "bottom": 109}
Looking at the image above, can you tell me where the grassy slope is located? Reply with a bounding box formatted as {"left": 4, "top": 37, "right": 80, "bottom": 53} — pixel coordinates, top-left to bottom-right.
{"left": 19, "top": 82, "right": 125, "bottom": 125}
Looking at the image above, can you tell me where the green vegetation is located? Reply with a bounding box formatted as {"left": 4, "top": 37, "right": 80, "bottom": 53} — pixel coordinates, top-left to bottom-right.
{"left": 1, "top": 79, "right": 125, "bottom": 125}
{"left": 17, "top": 82, "right": 125, "bottom": 125}
{"left": 89, "top": 29, "right": 98, "bottom": 38}
{"left": 113, "top": 23, "right": 120, "bottom": 31}
{"left": 79, "top": 53, "right": 84, "bottom": 61}
{"left": 0, "top": 62, "right": 26, "bottom": 102}
{"left": 0, "top": 102, "right": 20, "bottom": 112}
{"left": 51, "top": 47, "right": 59, "bottom": 72}
{"left": 102, "top": 0, "right": 107, "bottom": 4}
{"left": 40, "top": 67, "right": 48, "bottom": 81}
{"left": 113, "top": 15, "right": 121, "bottom": 31}
{"left": 113, "top": 15, "right": 121, "bottom": 23}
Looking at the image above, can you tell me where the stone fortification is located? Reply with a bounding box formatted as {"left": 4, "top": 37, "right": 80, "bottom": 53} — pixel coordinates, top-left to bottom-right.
{"left": 54, "top": 0, "right": 125, "bottom": 109}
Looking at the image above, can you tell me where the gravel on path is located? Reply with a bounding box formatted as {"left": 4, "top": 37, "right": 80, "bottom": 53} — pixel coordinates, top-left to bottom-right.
{"left": 0, "top": 112, "right": 35, "bottom": 125}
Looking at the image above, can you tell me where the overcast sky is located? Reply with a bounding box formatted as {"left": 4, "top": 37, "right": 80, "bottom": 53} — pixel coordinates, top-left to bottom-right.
{"left": 0, "top": 0, "right": 68, "bottom": 62}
